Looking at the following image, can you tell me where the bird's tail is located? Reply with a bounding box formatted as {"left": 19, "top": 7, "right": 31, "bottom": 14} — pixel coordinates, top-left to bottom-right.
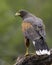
{"left": 33, "top": 37, "right": 50, "bottom": 55}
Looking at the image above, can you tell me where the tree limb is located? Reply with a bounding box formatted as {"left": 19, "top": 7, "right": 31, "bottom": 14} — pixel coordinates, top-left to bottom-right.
{"left": 14, "top": 53, "right": 52, "bottom": 65}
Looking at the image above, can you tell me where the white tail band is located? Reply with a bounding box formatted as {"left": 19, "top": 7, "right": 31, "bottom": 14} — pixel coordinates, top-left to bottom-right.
{"left": 36, "top": 50, "right": 50, "bottom": 55}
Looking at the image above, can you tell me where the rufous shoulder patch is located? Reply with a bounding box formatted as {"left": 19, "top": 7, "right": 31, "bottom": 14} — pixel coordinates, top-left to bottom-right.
{"left": 22, "top": 22, "right": 32, "bottom": 32}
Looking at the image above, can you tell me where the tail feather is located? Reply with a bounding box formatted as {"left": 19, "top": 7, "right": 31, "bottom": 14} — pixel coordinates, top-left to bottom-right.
{"left": 33, "top": 37, "right": 50, "bottom": 55}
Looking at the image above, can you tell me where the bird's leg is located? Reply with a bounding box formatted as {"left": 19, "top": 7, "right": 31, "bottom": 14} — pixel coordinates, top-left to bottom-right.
{"left": 24, "top": 38, "right": 30, "bottom": 56}
{"left": 25, "top": 47, "right": 29, "bottom": 56}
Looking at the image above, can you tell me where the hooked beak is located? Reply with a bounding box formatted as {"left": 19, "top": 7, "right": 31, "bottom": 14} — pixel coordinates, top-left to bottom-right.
{"left": 15, "top": 12, "right": 20, "bottom": 16}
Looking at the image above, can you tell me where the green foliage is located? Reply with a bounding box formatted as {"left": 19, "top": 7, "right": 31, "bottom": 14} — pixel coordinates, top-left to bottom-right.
{"left": 0, "top": 0, "right": 52, "bottom": 65}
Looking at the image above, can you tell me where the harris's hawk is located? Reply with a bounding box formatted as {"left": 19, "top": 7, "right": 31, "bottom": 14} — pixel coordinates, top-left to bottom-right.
{"left": 15, "top": 10, "right": 50, "bottom": 55}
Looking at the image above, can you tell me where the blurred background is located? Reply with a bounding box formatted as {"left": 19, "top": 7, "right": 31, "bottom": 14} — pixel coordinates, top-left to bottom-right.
{"left": 0, "top": 0, "right": 52, "bottom": 65}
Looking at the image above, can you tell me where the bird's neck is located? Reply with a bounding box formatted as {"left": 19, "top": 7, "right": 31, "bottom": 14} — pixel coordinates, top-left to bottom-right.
{"left": 22, "top": 13, "right": 33, "bottom": 20}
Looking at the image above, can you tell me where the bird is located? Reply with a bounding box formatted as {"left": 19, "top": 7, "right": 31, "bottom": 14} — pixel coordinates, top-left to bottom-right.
{"left": 15, "top": 9, "right": 50, "bottom": 55}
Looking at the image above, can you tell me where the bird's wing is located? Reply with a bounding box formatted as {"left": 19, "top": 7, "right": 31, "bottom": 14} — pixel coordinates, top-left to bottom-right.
{"left": 22, "top": 19, "right": 41, "bottom": 41}
{"left": 23, "top": 17, "right": 46, "bottom": 40}
{"left": 32, "top": 17, "right": 46, "bottom": 40}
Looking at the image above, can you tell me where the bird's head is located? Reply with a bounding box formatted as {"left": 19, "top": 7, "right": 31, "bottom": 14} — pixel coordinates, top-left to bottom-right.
{"left": 15, "top": 9, "right": 29, "bottom": 19}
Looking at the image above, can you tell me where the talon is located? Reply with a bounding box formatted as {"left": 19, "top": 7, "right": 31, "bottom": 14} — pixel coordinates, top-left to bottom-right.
{"left": 30, "top": 53, "right": 35, "bottom": 55}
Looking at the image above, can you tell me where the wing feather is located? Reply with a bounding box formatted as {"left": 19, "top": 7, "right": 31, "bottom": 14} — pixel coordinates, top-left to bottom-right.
{"left": 22, "top": 17, "right": 46, "bottom": 40}
{"left": 32, "top": 18, "right": 46, "bottom": 40}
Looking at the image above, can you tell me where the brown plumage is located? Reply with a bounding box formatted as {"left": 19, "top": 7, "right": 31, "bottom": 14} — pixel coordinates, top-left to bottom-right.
{"left": 22, "top": 22, "right": 32, "bottom": 32}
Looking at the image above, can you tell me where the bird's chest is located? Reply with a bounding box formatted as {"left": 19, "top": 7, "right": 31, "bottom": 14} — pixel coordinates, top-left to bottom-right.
{"left": 22, "top": 22, "right": 32, "bottom": 32}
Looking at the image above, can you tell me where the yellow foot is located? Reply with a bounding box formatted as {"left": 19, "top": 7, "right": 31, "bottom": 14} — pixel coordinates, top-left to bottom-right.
{"left": 30, "top": 53, "right": 35, "bottom": 55}
{"left": 24, "top": 53, "right": 35, "bottom": 56}
{"left": 25, "top": 52, "right": 29, "bottom": 56}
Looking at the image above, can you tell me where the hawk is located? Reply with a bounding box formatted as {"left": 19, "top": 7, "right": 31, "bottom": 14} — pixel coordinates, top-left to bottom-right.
{"left": 15, "top": 9, "right": 50, "bottom": 55}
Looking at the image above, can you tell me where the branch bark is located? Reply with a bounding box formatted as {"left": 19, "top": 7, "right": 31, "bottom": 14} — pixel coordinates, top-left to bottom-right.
{"left": 14, "top": 53, "right": 52, "bottom": 65}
